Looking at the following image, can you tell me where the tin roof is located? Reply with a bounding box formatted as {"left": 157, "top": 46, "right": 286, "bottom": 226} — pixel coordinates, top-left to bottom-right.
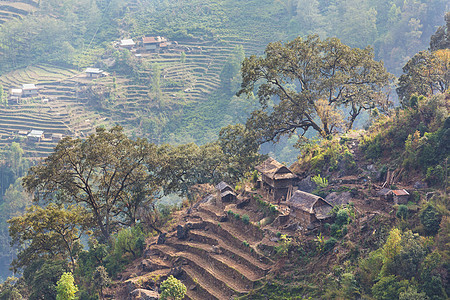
{"left": 120, "top": 39, "right": 135, "bottom": 46}
{"left": 28, "top": 130, "right": 44, "bottom": 138}
{"left": 392, "top": 189, "right": 409, "bottom": 196}
{"left": 85, "top": 68, "right": 103, "bottom": 74}
{"left": 22, "top": 84, "right": 37, "bottom": 90}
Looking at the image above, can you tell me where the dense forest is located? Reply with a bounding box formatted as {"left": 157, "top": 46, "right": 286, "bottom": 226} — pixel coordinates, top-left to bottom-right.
{"left": 0, "top": 0, "right": 448, "bottom": 299}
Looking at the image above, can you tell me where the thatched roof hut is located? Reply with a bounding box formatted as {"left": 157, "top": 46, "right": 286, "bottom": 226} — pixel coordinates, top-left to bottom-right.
{"left": 288, "top": 190, "right": 333, "bottom": 227}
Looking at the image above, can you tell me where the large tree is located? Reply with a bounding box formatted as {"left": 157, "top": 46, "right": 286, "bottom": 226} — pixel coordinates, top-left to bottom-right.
{"left": 238, "top": 35, "right": 392, "bottom": 142}
{"left": 22, "top": 126, "right": 161, "bottom": 241}
{"left": 397, "top": 49, "right": 449, "bottom": 105}
{"left": 8, "top": 204, "right": 90, "bottom": 272}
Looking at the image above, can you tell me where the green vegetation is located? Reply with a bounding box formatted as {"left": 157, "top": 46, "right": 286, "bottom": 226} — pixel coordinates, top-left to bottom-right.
{"left": 0, "top": 3, "right": 448, "bottom": 299}
{"left": 56, "top": 272, "right": 78, "bottom": 300}
{"left": 160, "top": 275, "right": 187, "bottom": 300}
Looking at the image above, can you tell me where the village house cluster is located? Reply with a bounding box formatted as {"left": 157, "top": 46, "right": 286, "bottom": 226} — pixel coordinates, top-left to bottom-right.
{"left": 115, "top": 35, "right": 202, "bottom": 54}
{"left": 9, "top": 83, "right": 39, "bottom": 102}
{"left": 214, "top": 157, "right": 412, "bottom": 231}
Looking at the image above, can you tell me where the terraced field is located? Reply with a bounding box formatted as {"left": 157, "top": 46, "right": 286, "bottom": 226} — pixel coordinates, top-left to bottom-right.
{"left": 117, "top": 188, "right": 286, "bottom": 300}
{"left": 0, "top": 36, "right": 266, "bottom": 158}
{"left": 0, "top": 0, "right": 38, "bottom": 25}
{"left": 0, "top": 64, "right": 111, "bottom": 158}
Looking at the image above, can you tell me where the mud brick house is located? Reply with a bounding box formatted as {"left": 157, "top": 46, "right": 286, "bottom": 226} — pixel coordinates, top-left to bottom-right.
{"left": 215, "top": 181, "right": 236, "bottom": 202}
{"left": 255, "top": 157, "right": 297, "bottom": 202}
{"left": 287, "top": 190, "right": 333, "bottom": 229}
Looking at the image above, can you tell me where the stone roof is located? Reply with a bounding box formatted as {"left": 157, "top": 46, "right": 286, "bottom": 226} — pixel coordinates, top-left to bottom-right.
{"left": 255, "top": 157, "right": 297, "bottom": 180}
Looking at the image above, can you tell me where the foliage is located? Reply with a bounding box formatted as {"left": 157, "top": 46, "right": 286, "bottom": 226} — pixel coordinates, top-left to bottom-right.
{"left": 399, "top": 286, "right": 428, "bottom": 300}
{"left": 242, "top": 214, "right": 250, "bottom": 225}
{"left": 56, "top": 272, "right": 78, "bottom": 300}
{"left": 105, "top": 224, "right": 146, "bottom": 276}
{"left": 160, "top": 275, "right": 187, "bottom": 300}
{"left": 239, "top": 35, "right": 392, "bottom": 141}
{"left": 8, "top": 204, "right": 90, "bottom": 271}
{"left": 397, "top": 49, "right": 450, "bottom": 105}
{"left": 23, "top": 259, "right": 69, "bottom": 300}
{"left": 275, "top": 234, "right": 292, "bottom": 257}
{"left": 396, "top": 205, "right": 409, "bottom": 220}
{"left": 22, "top": 126, "right": 161, "bottom": 241}
{"left": 371, "top": 275, "right": 409, "bottom": 300}
{"left": 92, "top": 266, "right": 110, "bottom": 300}
{"left": 420, "top": 204, "right": 442, "bottom": 235}
{"left": 311, "top": 174, "right": 328, "bottom": 189}
{"left": 0, "top": 277, "right": 24, "bottom": 300}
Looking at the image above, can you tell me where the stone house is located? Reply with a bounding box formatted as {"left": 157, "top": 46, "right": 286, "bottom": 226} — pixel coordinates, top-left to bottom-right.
{"left": 287, "top": 190, "right": 333, "bottom": 228}
{"left": 391, "top": 189, "right": 410, "bottom": 204}
{"left": 255, "top": 157, "right": 297, "bottom": 202}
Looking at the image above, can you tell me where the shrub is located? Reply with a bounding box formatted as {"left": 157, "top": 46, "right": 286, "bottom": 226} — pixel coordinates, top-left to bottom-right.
{"left": 335, "top": 209, "right": 349, "bottom": 227}
{"left": 420, "top": 204, "right": 442, "bottom": 235}
{"left": 242, "top": 214, "right": 250, "bottom": 225}
{"left": 323, "top": 237, "right": 337, "bottom": 253}
{"left": 160, "top": 275, "right": 187, "bottom": 300}
{"left": 396, "top": 205, "right": 409, "bottom": 220}
{"left": 242, "top": 241, "right": 249, "bottom": 247}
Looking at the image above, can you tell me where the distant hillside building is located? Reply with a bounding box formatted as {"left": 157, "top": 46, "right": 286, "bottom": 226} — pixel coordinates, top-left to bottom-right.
{"left": 10, "top": 88, "right": 23, "bottom": 102}
{"left": 27, "top": 130, "right": 44, "bottom": 142}
{"left": 22, "top": 84, "right": 38, "bottom": 97}
{"left": 391, "top": 189, "right": 410, "bottom": 204}
{"left": 255, "top": 157, "right": 297, "bottom": 202}
{"left": 85, "top": 68, "right": 105, "bottom": 78}
{"left": 119, "top": 39, "right": 136, "bottom": 49}
{"left": 287, "top": 190, "right": 333, "bottom": 229}
{"left": 142, "top": 36, "right": 167, "bottom": 52}
{"left": 215, "top": 181, "right": 236, "bottom": 202}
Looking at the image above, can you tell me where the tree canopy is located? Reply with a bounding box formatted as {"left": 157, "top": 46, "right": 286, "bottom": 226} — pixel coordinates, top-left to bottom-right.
{"left": 22, "top": 126, "right": 161, "bottom": 241}
{"left": 238, "top": 35, "right": 392, "bottom": 141}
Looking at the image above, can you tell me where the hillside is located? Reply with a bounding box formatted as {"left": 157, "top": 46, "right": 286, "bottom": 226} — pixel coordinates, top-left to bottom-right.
{"left": 108, "top": 125, "right": 448, "bottom": 299}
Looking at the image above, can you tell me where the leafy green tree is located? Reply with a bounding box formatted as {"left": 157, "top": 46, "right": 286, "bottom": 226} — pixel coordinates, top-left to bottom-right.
{"left": 238, "top": 35, "right": 392, "bottom": 141}
{"left": 420, "top": 204, "right": 442, "bottom": 235}
{"left": 218, "top": 123, "right": 263, "bottom": 182}
{"left": 23, "top": 126, "right": 161, "bottom": 241}
{"left": 399, "top": 286, "right": 428, "bottom": 300}
{"left": 56, "top": 272, "right": 78, "bottom": 300}
{"left": 92, "top": 266, "right": 110, "bottom": 300}
{"left": 8, "top": 204, "right": 90, "bottom": 271}
{"left": 0, "top": 277, "right": 23, "bottom": 300}
{"left": 371, "top": 275, "right": 409, "bottom": 300}
{"left": 397, "top": 49, "right": 449, "bottom": 106}
{"left": 160, "top": 275, "right": 187, "bottom": 300}
{"left": 23, "top": 259, "right": 69, "bottom": 300}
